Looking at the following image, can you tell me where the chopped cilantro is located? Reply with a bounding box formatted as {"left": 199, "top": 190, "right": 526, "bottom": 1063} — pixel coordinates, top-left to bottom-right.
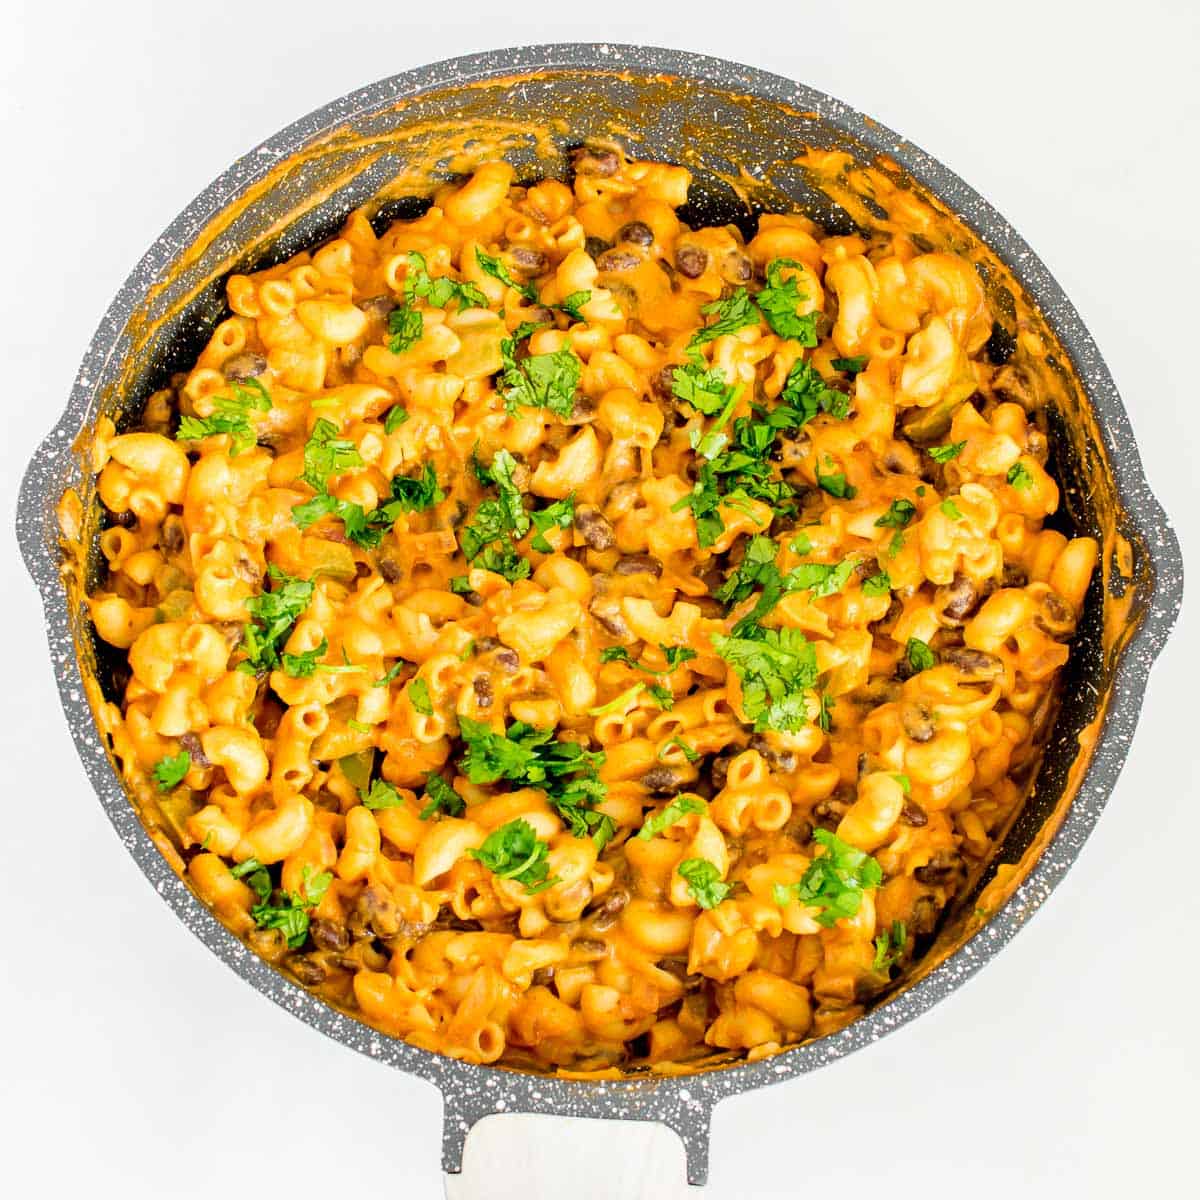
{"left": 457, "top": 717, "right": 612, "bottom": 846}
{"left": 404, "top": 250, "right": 487, "bottom": 311}
{"left": 831, "top": 355, "right": 868, "bottom": 375}
{"left": 471, "top": 818, "right": 559, "bottom": 894}
{"left": 872, "top": 920, "right": 908, "bottom": 972}
{"left": 778, "top": 359, "right": 850, "bottom": 424}
{"left": 419, "top": 772, "right": 466, "bottom": 820}
{"left": 498, "top": 335, "right": 581, "bottom": 417}
{"left": 940, "top": 498, "right": 963, "bottom": 520}
{"left": 408, "top": 678, "right": 434, "bottom": 715}
{"left": 383, "top": 405, "right": 410, "bottom": 433}
{"left": 387, "top": 305, "right": 423, "bottom": 354}
{"left": 756, "top": 258, "right": 818, "bottom": 345}
{"left": 660, "top": 735, "right": 701, "bottom": 764}
{"left": 176, "top": 378, "right": 272, "bottom": 456}
{"left": 249, "top": 865, "right": 332, "bottom": 948}
{"left": 153, "top": 751, "right": 191, "bottom": 791}
{"left": 372, "top": 661, "right": 405, "bottom": 688}
{"left": 1007, "top": 461, "right": 1034, "bottom": 490}
{"left": 875, "top": 499, "right": 917, "bottom": 529}
{"left": 712, "top": 626, "right": 820, "bottom": 732}
{"left": 777, "top": 829, "right": 882, "bottom": 927}
{"left": 362, "top": 779, "right": 405, "bottom": 810}
{"left": 239, "top": 565, "right": 314, "bottom": 675}
{"left": 475, "top": 247, "right": 539, "bottom": 303}
{"left": 638, "top": 796, "right": 707, "bottom": 841}
{"left": 677, "top": 857, "right": 732, "bottom": 909}
{"left": 530, "top": 496, "right": 575, "bottom": 552}
{"left": 816, "top": 463, "right": 856, "bottom": 499}
{"left": 557, "top": 290, "right": 591, "bottom": 322}
{"left": 906, "top": 637, "right": 936, "bottom": 673}
{"left": 690, "top": 288, "right": 761, "bottom": 348}
{"left": 928, "top": 441, "right": 966, "bottom": 463}
{"left": 862, "top": 571, "right": 892, "bottom": 597}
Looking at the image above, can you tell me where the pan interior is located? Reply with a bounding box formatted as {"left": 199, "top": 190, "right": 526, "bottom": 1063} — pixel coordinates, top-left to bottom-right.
{"left": 52, "top": 64, "right": 1146, "bottom": 1077}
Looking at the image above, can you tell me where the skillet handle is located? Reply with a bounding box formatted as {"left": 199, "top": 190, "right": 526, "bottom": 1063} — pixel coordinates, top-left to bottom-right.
{"left": 441, "top": 1098, "right": 712, "bottom": 1197}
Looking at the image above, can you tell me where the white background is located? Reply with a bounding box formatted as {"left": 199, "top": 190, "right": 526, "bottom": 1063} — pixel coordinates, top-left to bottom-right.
{"left": 3, "top": 3, "right": 1197, "bottom": 1196}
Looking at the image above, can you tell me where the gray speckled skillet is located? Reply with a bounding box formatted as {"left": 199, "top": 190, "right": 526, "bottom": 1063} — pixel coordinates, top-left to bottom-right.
{"left": 16, "top": 44, "right": 1183, "bottom": 1191}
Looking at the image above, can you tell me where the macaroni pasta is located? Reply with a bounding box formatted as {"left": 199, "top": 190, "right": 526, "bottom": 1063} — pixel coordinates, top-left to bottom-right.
{"left": 88, "top": 146, "right": 1097, "bottom": 1072}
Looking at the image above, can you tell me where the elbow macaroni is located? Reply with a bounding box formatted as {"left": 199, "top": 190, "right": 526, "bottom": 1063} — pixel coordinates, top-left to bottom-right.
{"left": 88, "top": 147, "right": 1097, "bottom": 1072}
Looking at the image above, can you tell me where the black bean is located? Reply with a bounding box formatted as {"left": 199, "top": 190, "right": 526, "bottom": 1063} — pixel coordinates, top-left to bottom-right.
{"left": 613, "top": 553, "right": 662, "bottom": 577}
{"left": 617, "top": 220, "right": 654, "bottom": 247}
{"left": 222, "top": 351, "right": 267, "bottom": 382}
{"left": 473, "top": 675, "right": 493, "bottom": 709}
{"left": 571, "top": 147, "right": 619, "bottom": 177}
{"left": 359, "top": 295, "right": 397, "bottom": 320}
{"left": 937, "top": 572, "right": 982, "bottom": 623}
{"left": 178, "top": 732, "right": 209, "bottom": 768}
{"left": 1002, "top": 563, "right": 1029, "bottom": 588}
{"left": 309, "top": 918, "right": 350, "bottom": 953}
{"left": 104, "top": 505, "right": 136, "bottom": 529}
{"left": 709, "top": 749, "right": 738, "bottom": 793}
{"left": 914, "top": 852, "right": 963, "bottom": 886}
{"left": 530, "top": 967, "right": 556, "bottom": 987}
{"left": 674, "top": 245, "right": 708, "bottom": 278}
{"left": 585, "top": 887, "right": 630, "bottom": 932}
{"left": 161, "top": 515, "right": 185, "bottom": 555}
{"left": 566, "top": 395, "right": 597, "bottom": 424}
{"left": 588, "top": 597, "right": 629, "bottom": 638}
{"left": 596, "top": 249, "right": 641, "bottom": 272}
{"left": 510, "top": 246, "right": 548, "bottom": 273}
{"left": 584, "top": 235, "right": 612, "bottom": 259}
{"left": 492, "top": 646, "right": 520, "bottom": 673}
{"left": 900, "top": 799, "right": 929, "bottom": 826}
{"left": 652, "top": 364, "right": 678, "bottom": 398}
{"left": 378, "top": 557, "right": 402, "bottom": 583}
{"left": 574, "top": 505, "right": 616, "bottom": 551}
{"left": 571, "top": 937, "right": 608, "bottom": 960}
{"left": 286, "top": 955, "right": 327, "bottom": 986}
{"left": 640, "top": 766, "right": 680, "bottom": 794}
{"left": 355, "top": 887, "right": 400, "bottom": 938}
{"left": 1035, "top": 590, "right": 1076, "bottom": 640}
{"left": 900, "top": 702, "right": 935, "bottom": 743}
{"left": 721, "top": 252, "right": 753, "bottom": 283}
{"left": 941, "top": 647, "right": 1004, "bottom": 679}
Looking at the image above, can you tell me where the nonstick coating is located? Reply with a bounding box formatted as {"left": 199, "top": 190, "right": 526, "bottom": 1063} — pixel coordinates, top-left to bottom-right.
{"left": 16, "top": 44, "right": 1183, "bottom": 1187}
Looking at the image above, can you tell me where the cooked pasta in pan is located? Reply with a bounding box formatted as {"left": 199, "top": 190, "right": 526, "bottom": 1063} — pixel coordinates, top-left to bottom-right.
{"left": 88, "top": 147, "right": 1097, "bottom": 1071}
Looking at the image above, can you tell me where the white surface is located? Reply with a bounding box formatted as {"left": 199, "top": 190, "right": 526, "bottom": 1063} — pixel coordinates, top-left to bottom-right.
{"left": 2, "top": 3, "right": 1197, "bottom": 1197}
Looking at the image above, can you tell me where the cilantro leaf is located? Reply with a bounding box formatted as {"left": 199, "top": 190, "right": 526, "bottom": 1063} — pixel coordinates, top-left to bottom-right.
{"left": 475, "top": 247, "right": 539, "bottom": 302}
{"left": 816, "top": 463, "right": 856, "bottom": 499}
{"left": 230, "top": 856, "right": 271, "bottom": 902}
{"left": 671, "top": 359, "right": 737, "bottom": 416}
{"left": 249, "top": 865, "right": 332, "bottom": 948}
{"left": 862, "top": 571, "right": 892, "bottom": 597}
{"left": 638, "top": 796, "right": 707, "bottom": 841}
{"left": 756, "top": 258, "right": 818, "bottom": 345}
{"left": 557, "top": 290, "right": 591, "bottom": 322}
{"left": 1007, "top": 461, "right": 1034, "bottom": 490}
{"left": 176, "top": 379, "right": 272, "bottom": 456}
{"left": 690, "top": 288, "right": 760, "bottom": 348}
{"left": 471, "top": 818, "right": 558, "bottom": 894}
{"left": 940, "top": 498, "right": 963, "bottom": 519}
{"left": 458, "top": 717, "right": 611, "bottom": 846}
{"left": 388, "top": 462, "right": 445, "bottom": 513}
{"left": 408, "top": 678, "right": 434, "bottom": 715}
{"left": 906, "top": 637, "right": 936, "bottom": 673}
{"left": 780, "top": 829, "right": 882, "bottom": 927}
{"left": 281, "top": 638, "right": 329, "bottom": 678}
{"left": 873, "top": 920, "right": 908, "bottom": 972}
{"left": 387, "top": 305, "right": 423, "bottom": 354}
{"left": 712, "top": 626, "right": 819, "bottom": 732}
{"left": 239, "top": 565, "right": 314, "bottom": 675}
{"left": 153, "top": 751, "right": 191, "bottom": 791}
{"left": 875, "top": 499, "right": 916, "bottom": 529}
{"left": 419, "top": 772, "right": 466, "bottom": 820}
{"left": 661, "top": 645, "right": 697, "bottom": 669}
{"left": 661, "top": 735, "right": 701, "bottom": 764}
{"left": 383, "top": 405, "right": 410, "bottom": 434}
{"left": 362, "top": 779, "right": 405, "bottom": 810}
{"left": 372, "top": 661, "right": 406, "bottom": 688}
{"left": 299, "top": 418, "right": 363, "bottom": 491}
{"left": 530, "top": 496, "right": 575, "bottom": 553}
{"left": 787, "top": 557, "right": 858, "bottom": 599}
{"left": 498, "top": 335, "right": 581, "bottom": 417}
{"left": 677, "top": 857, "right": 732, "bottom": 909}
{"left": 831, "top": 355, "right": 868, "bottom": 375}
{"left": 404, "top": 250, "right": 487, "bottom": 311}
{"left": 928, "top": 441, "right": 966, "bottom": 463}
{"left": 778, "top": 359, "right": 850, "bottom": 424}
